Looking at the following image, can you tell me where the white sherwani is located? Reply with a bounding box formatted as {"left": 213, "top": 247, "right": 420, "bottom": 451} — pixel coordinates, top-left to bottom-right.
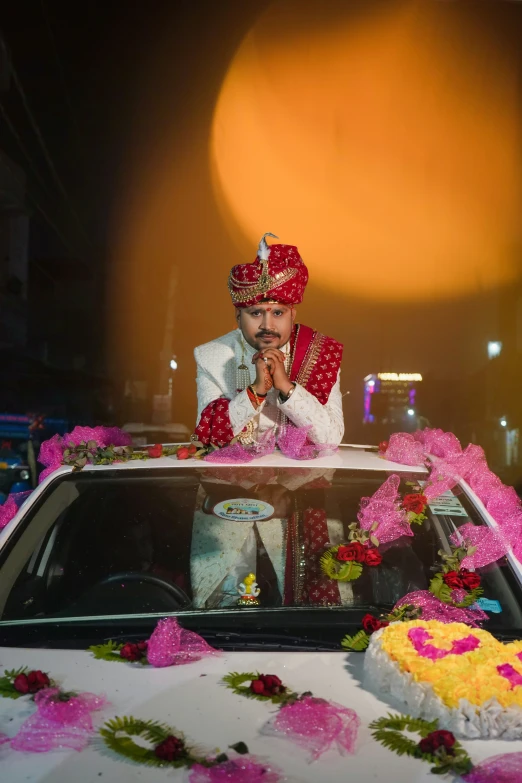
{"left": 194, "top": 328, "right": 344, "bottom": 445}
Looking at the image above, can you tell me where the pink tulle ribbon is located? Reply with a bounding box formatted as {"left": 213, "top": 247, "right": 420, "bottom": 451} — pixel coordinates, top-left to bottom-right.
{"left": 146, "top": 617, "right": 219, "bottom": 667}
{"left": 9, "top": 688, "right": 106, "bottom": 753}
{"left": 384, "top": 433, "right": 426, "bottom": 466}
{"left": 450, "top": 523, "right": 509, "bottom": 569}
{"left": 204, "top": 430, "right": 276, "bottom": 464}
{"left": 394, "top": 590, "right": 488, "bottom": 627}
{"left": 0, "top": 491, "right": 31, "bottom": 530}
{"left": 189, "top": 757, "right": 283, "bottom": 782}
{"left": 464, "top": 752, "right": 522, "bottom": 783}
{"left": 277, "top": 425, "right": 338, "bottom": 460}
{"left": 358, "top": 474, "right": 413, "bottom": 545}
{"left": 204, "top": 425, "right": 337, "bottom": 464}
{"left": 38, "top": 426, "right": 132, "bottom": 482}
{"left": 383, "top": 427, "right": 522, "bottom": 565}
{"left": 264, "top": 695, "right": 359, "bottom": 761}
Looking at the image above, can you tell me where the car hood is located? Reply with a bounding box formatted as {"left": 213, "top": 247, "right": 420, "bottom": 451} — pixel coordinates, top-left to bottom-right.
{"left": 0, "top": 646, "right": 519, "bottom": 782}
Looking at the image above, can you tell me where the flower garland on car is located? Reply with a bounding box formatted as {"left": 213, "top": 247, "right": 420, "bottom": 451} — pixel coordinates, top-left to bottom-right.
{"left": 0, "top": 669, "right": 107, "bottom": 753}
{"left": 100, "top": 716, "right": 281, "bottom": 781}
{"left": 379, "top": 427, "right": 522, "bottom": 565}
{"left": 320, "top": 475, "right": 425, "bottom": 583}
{"left": 369, "top": 713, "right": 473, "bottom": 777}
{"left": 341, "top": 604, "right": 422, "bottom": 651}
{"left": 370, "top": 712, "right": 522, "bottom": 781}
{"left": 39, "top": 425, "right": 215, "bottom": 477}
{"left": 428, "top": 544, "right": 483, "bottom": 609}
{"left": 223, "top": 671, "right": 359, "bottom": 760}
{"left": 89, "top": 617, "right": 219, "bottom": 667}
{"left": 0, "top": 667, "right": 53, "bottom": 699}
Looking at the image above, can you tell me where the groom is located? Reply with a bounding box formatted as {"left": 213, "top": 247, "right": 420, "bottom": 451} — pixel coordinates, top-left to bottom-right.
{"left": 193, "top": 233, "right": 344, "bottom": 447}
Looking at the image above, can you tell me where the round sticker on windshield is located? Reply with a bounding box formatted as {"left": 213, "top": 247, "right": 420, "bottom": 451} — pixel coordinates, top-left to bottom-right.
{"left": 213, "top": 498, "right": 275, "bottom": 521}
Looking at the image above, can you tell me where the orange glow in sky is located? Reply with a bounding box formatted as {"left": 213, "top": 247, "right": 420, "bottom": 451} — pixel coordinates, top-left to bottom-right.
{"left": 211, "top": 1, "right": 522, "bottom": 302}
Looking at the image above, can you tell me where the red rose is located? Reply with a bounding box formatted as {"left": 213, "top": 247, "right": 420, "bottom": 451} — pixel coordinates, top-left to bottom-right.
{"left": 27, "top": 670, "right": 50, "bottom": 693}
{"left": 120, "top": 642, "right": 148, "bottom": 662}
{"left": 402, "top": 494, "right": 428, "bottom": 514}
{"left": 364, "top": 548, "right": 383, "bottom": 566}
{"left": 418, "top": 730, "right": 456, "bottom": 754}
{"left": 250, "top": 679, "right": 266, "bottom": 695}
{"left": 147, "top": 443, "right": 163, "bottom": 458}
{"left": 187, "top": 444, "right": 198, "bottom": 455}
{"left": 177, "top": 447, "right": 190, "bottom": 460}
{"left": 13, "top": 673, "right": 30, "bottom": 694}
{"left": 154, "top": 735, "right": 186, "bottom": 762}
{"left": 250, "top": 673, "right": 286, "bottom": 697}
{"left": 459, "top": 569, "right": 481, "bottom": 590}
{"left": 378, "top": 441, "right": 389, "bottom": 454}
{"left": 14, "top": 670, "right": 50, "bottom": 694}
{"left": 443, "top": 570, "right": 463, "bottom": 589}
{"left": 361, "top": 614, "right": 389, "bottom": 634}
{"left": 336, "top": 542, "right": 366, "bottom": 563}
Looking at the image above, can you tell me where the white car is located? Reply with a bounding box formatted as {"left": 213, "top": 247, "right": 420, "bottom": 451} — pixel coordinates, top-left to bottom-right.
{"left": 1, "top": 446, "right": 521, "bottom": 781}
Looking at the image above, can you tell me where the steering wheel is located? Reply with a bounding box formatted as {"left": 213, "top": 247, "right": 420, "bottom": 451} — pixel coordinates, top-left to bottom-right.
{"left": 91, "top": 572, "right": 192, "bottom": 609}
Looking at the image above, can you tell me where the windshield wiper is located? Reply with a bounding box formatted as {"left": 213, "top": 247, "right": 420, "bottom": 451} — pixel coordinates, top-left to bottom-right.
{"left": 109, "top": 629, "right": 342, "bottom": 652}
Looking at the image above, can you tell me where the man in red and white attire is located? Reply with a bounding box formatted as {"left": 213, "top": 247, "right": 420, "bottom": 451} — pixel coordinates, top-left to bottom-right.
{"left": 193, "top": 233, "right": 344, "bottom": 448}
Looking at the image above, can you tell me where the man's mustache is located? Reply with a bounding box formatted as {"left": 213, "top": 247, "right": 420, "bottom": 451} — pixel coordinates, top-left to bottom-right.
{"left": 256, "top": 330, "right": 280, "bottom": 338}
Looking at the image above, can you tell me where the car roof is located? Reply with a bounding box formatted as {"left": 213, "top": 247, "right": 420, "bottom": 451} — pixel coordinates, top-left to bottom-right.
{"left": 72, "top": 444, "right": 427, "bottom": 474}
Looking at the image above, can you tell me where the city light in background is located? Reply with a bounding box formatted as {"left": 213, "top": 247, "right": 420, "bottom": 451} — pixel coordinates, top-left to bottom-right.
{"left": 488, "top": 341, "right": 503, "bottom": 360}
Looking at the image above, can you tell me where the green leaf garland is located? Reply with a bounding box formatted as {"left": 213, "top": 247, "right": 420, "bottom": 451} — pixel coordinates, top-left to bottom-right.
{"left": 369, "top": 713, "right": 474, "bottom": 776}
{"left": 0, "top": 667, "right": 56, "bottom": 699}
{"left": 0, "top": 667, "right": 28, "bottom": 699}
{"left": 341, "top": 629, "right": 370, "bottom": 651}
{"left": 100, "top": 715, "right": 250, "bottom": 770}
{"left": 100, "top": 716, "right": 192, "bottom": 768}
{"left": 89, "top": 641, "right": 126, "bottom": 662}
{"left": 319, "top": 549, "right": 364, "bottom": 582}
{"left": 222, "top": 672, "right": 293, "bottom": 705}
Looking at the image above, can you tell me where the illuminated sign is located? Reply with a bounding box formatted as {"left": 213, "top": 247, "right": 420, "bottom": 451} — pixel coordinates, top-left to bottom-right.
{"left": 377, "top": 373, "right": 423, "bottom": 382}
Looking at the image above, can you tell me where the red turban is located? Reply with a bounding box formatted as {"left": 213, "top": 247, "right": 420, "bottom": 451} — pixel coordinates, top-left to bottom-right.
{"left": 228, "top": 233, "right": 309, "bottom": 308}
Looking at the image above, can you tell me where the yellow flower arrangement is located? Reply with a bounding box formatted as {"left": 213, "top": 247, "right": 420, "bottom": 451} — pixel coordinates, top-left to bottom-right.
{"left": 379, "top": 620, "right": 522, "bottom": 709}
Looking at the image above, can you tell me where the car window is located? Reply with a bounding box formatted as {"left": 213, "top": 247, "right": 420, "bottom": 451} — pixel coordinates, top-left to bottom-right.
{"left": 0, "top": 466, "right": 521, "bottom": 635}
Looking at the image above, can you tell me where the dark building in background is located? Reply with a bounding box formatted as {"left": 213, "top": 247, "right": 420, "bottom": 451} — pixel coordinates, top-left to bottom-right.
{"left": 0, "top": 149, "right": 29, "bottom": 350}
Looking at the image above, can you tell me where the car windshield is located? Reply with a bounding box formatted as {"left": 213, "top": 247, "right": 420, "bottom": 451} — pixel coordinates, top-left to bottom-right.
{"left": 1, "top": 465, "right": 521, "bottom": 647}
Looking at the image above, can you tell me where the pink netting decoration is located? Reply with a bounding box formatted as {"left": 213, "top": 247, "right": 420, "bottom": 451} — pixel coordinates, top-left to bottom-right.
{"left": 450, "top": 523, "right": 509, "bottom": 569}
{"left": 10, "top": 688, "right": 106, "bottom": 753}
{"left": 204, "top": 430, "right": 276, "bottom": 464}
{"left": 449, "top": 444, "right": 487, "bottom": 481}
{"left": 468, "top": 466, "right": 505, "bottom": 502}
{"left": 358, "top": 474, "right": 412, "bottom": 545}
{"left": 38, "top": 426, "right": 132, "bottom": 482}
{"left": 264, "top": 695, "right": 359, "bottom": 761}
{"left": 0, "top": 491, "right": 31, "bottom": 531}
{"left": 0, "top": 733, "right": 10, "bottom": 746}
{"left": 384, "top": 433, "right": 425, "bottom": 466}
{"left": 415, "top": 427, "right": 462, "bottom": 459}
{"left": 204, "top": 426, "right": 337, "bottom": 464}
{"left": 146, "top": 617, "right": 219, "bottom": 667}
{"left": 277, "top": 425, "right": 338, "bottom": 461}
{"left": 383, "top": 426, "right": 522, "bottom": 565}
{"left": 394, "top": 591, "right": 488, "bottom": 627}
{"left": 463, "top": 752, "right": 522, "bottom": 783}
{"left": 423, "top": 459, "right": 462, "bottom": 499}
{"left": 189, "top": 757, "right": 283, "bottom": 782}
